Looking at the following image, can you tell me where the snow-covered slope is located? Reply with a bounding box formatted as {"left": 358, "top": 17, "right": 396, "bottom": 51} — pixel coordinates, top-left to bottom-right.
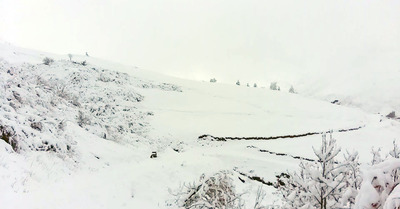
{"left": 293, "top": 66, "right": 400, "bottom": 117}
{"left": 1, "top": 43, "right": 400, "bottom": 208}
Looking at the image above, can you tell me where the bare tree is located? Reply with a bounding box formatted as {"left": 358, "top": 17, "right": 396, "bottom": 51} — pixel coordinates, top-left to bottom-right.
{"left": 254, "top": 186, "right": 266, "bottom": 209}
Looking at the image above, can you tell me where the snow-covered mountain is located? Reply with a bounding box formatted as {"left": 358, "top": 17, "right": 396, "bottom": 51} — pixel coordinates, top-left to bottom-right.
{"left": 1, "top": 43, "right": 400, "bottom": 208}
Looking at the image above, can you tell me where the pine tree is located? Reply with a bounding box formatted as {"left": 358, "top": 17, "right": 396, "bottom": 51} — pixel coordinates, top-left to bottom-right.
{"left": 279, "top": 133, "right": 351, "bottom": 209}
{"left": 289, "top": 85, "right": 296, "bottom": 94}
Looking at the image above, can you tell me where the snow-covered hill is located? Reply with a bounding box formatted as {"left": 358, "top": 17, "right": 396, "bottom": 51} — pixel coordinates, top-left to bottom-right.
{"left": 1, "top": 43, "right": 400, "bottom": 208}
{"left": 292, "top": 65, "right": 400, "bottom": 117}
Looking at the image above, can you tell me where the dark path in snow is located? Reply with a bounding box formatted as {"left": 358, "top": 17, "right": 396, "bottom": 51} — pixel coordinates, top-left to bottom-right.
{"left": 198, "top": 125, "right": 364, "bottom": 141}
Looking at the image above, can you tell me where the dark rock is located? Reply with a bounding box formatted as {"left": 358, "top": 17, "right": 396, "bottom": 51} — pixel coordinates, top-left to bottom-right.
{"left": 331, "top": 100, "right": 340, "bottom": 104}
{"left": 150, "top": 151, "right": 157, "bottom": 158}
{"left": 387, "top": 111, "right": 396, "bottom": 119}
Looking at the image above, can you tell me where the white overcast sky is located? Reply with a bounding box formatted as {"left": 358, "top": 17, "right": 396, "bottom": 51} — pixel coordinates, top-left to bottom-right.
{"left": 1, "top": 0, "right": 399, "bottom": 84}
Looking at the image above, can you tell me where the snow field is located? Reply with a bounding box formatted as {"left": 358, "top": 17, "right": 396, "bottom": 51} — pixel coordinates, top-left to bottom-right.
{"left": 1, "top": 42, "right": 400, "bottom": 208}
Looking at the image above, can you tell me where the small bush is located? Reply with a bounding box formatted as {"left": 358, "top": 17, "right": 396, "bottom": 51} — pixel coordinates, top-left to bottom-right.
{"left": 355, "top": 141, "right": 400, "bottom": 208}
{"left": 43, "top": 57, "right": 54, "bottom": 65}
{"left": 0, "top": 125, "right": 18, "bottom": 152}
{"left": 0, "top": 125, "right": 12, "bottom": 144}
{"left": 270, "top": 82, "right": 280, "bottom": 91}
{"left": 210, "top": 78, "right": 217, "bottom": 83}
{"left": 77, "top": 111, "right": 91, "bottom": 127}
{"left": 173, "top": 171, "right": 243, "bottom": 209}
{"left": 30, "top": 122, "right": 43, "bottom": 131}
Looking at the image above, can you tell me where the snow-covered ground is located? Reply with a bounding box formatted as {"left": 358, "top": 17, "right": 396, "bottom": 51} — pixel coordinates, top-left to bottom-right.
{"left": 1, "top": 42, "right": 400, "bottom": 208}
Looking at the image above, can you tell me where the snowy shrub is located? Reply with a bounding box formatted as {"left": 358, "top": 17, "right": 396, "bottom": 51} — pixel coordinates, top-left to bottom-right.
{"left": 247, "top": 83, "right": 250, "bottom": 87}
{"left": 0, "top": 124, "right": 18, "bottom": 151}
{"left": 210, "top": 78, "right": 217, "bottom": 83}
{"left": 30, "top": 121, "right": 43, "bottom": 131}
{"left": 0, "top": 58, "right": 177, "bottom": 159}
{"left": 342, "top": 150, "right": 362, "bottom": 207}
{"left": 389, "top": 141, "right": 400, "bottom": 159}
{"left": 270, "top": 82, "right": 279, "bottom": 91}
{"left": 173, "top": 171, "right": 243, "bottom": 209}
{"left": 98, "top": 73, "right": 113, "bottom": 82}
{"left": 77, "top": 111, "right": 91, "bottom": 127}
{"left": 236, "top": 80, "right": 241, "bottom": 86}
{"left": 278, "top": 133, "right": 358, "bottom": 209}
{"left": 42, "top": 57, "right": 54, "bottom": 65}
{"left": 254, "top": 83, "right": 257, "bottom": 88}
{"left": 0, "top": 62, "right": 77, "bottom": 154}
{"left": 384, "top": 185, "right": 400, "bottom": 209}
{"left": 371, "top": 147, "right": 384, "bottom": 165}
{"left": 0, "top": 125, "right": 12, "bottom": 144}
{"left": 139, "top": 81, "right": 182, "bottom": 92}
{"left": 355, "top": 141, "right": 400, "bottom": 209}
{"left": 355, "top": 158, "right": 400, "bottom": 209}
